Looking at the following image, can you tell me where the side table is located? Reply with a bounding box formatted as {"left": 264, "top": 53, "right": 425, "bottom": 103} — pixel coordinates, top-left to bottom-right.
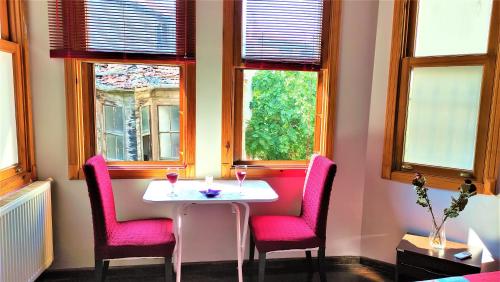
{"left": 396, "top": 233, "right": 482, "bottom": 281}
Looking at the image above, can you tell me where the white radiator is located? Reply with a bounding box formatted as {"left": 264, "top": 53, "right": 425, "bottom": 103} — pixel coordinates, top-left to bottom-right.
{"left": 0, "top": 181, "right": 54, "bottom": 282}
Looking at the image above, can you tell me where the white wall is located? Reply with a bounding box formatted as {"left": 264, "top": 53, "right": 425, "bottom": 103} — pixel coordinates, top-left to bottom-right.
{"left": 360, "top": 0, "right": 500, "bottom": 264}
{"left": 328, "top": 0, "right": 378, "bottom": 256}
{"left": 26, "top": 0, "right": 376, "bottom": 269}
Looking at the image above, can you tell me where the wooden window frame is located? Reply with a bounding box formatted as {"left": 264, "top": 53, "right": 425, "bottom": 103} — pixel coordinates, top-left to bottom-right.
{"left": 220, "top": 0, "right": 341, "bottom": 178}
{"left": 65, "top": 59, "right": 196, "bottom": 180}
{"left": 0, "top": 0, "right": 36, "bottom": 196}
{"left": 382, "top": 0, "right": 500, "bottom": 195}
{"left": 0, "top": 0, "right": 9, "bottom": 40}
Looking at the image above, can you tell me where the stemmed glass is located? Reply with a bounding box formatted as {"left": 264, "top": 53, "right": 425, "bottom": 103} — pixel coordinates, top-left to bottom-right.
{"left": 235, "top": 165, "right": 247, "bottom": 194}
{"left": 166, "top": 167, "right": 179, "bottom": 196}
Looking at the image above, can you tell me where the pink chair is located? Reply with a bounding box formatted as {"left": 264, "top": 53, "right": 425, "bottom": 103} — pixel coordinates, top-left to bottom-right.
{"left": 83, "top": 155, "right": 176, "bottom": 282}
{"left": 249, "top": 154, "right": 337, "bottom": 282}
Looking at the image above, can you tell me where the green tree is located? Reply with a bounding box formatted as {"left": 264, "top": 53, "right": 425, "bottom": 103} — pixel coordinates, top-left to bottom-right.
{"left": 245, "top": 70, "right": 317, "bottom": 160}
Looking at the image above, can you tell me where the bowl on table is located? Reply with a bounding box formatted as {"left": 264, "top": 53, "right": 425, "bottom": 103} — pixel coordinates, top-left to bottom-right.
{"left": 199, "top": 189, "right": 221, "bottom": 198}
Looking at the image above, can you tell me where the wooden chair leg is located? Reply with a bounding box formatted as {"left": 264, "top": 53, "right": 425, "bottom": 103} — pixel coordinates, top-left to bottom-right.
{"left": 305, "top": 250, "right": 313, "bottom": 272}
{"left": 318, "top": 247, "right": 327, "bottom": 282}
{"left": 165, "top": 257, "right": 173, "bottom": 282}
{"left": 95, "top": 259, "right": 108, "bottom": 282}
{"left": 249, "top": 233, "right": 256, "bottom": 263}
{"left": 258, "top": 252, "right": 266, "bottom": 282}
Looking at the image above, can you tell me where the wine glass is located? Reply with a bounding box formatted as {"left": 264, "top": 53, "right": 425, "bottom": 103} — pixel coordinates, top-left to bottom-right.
{"left": 166, "top": 167, "right": 179, "bottom": 196}
{"left": 235, "top": 165, "right": 247, "bottom": 194}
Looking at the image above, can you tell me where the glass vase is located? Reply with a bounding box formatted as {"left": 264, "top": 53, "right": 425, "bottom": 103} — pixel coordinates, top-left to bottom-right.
{"left": 429, "top": 222, "right": 446, "bottom": 249}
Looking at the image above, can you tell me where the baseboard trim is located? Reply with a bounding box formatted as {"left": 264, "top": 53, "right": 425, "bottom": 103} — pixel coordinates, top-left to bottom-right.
{"left": 38, "top": 256, "right": 395, "bottom": 280}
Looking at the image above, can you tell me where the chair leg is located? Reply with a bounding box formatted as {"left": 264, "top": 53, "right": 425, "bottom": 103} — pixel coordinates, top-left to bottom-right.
{"left": 249, "top": 233, "right": 255, "bottom": 263}
{"left": 103, "top": 260, "right": 109, "bottom": 280}
{"left": 95, "top": 259, "right": 108, "bottom": 282}
{"left": 305, "top": 250, "right": 313, "bottom": 272}
{"left": 258, "top": 252, "right": 266, "bottom": 282}
{"left": 318, "top": 246, "right": 327, "bottom": 282}
{"left": 165, "top": 257, "right": 173, "bottom": 282}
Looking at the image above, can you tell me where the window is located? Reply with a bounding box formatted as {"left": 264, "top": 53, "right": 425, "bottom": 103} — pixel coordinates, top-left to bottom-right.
{"left": 158, "top": 105, "right": 180, "bottom": 160}
{"left": 103, "top": 105, "right": 125, "bottom": 161}
{"left": 140, "top": 106, "right": 152, "bottom": 161}
{"left": 383, "top": 0, "right": 500, "bottom": 194}
{"left": 95, "top": 63, "right": 182, "bottom": 163}
{"left": 241, "top": 70, "right": 318, "bottom": 161}
{"left": 221, "top": 0, "right": 341, "bottom": 177}
{"left": 0, "top": 0, "right": 36, "bottom": 196}
{"left": 48, "top": 0, "right": 196, "bottom": 179}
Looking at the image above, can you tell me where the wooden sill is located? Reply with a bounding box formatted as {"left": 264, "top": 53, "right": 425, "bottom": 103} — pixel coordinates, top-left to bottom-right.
{"left": 70, "top": 164, "right": 195, "bottom": 180}
{"left": 226, "top": 164, "right": 308, "bottom": 179}
{"left": 387, "top": 170, "right": 497, "bottom": 195}
{"left": 0, "top": 172, "right": 33, "bottom": 197}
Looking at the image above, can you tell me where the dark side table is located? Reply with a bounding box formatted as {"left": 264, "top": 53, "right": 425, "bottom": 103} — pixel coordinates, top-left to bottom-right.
{"left": 396, "top": 233, "right": 482, "bottom": 281}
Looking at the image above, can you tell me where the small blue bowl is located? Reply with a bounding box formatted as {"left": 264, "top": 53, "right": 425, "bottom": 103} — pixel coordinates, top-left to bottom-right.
{"left": 200, "top": 189, "right": 221, "bottom": 198}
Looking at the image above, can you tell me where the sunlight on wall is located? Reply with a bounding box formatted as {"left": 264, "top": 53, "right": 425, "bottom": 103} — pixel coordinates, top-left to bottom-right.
{"left": 467, "top": 228, "right": 494, "bottom": 263}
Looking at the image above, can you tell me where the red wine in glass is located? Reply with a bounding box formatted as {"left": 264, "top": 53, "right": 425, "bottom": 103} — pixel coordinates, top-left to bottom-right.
{"left": 167, "top": 173, "right": 179, "bottom": 184}
{"left": 236, "top": 171, "right": 246, "bottom": 182}
{"left": 166, "top": 169, "right": 179, "bottom": 196}
{"left": 235, "top": 165, "right": 247, "bottom": 194}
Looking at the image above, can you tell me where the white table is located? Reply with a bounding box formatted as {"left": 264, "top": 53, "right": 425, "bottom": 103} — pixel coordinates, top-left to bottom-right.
{"left": 143, "top": 180, "right": 279, "bottom": 282}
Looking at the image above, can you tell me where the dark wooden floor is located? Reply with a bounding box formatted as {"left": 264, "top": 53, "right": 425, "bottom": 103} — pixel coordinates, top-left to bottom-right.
{"left": 37, "top": 258, "right": 394, "bottom": 282}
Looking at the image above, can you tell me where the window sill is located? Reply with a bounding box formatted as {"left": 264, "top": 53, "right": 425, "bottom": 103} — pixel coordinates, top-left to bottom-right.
{"left": 227, "top": 164, "right": 308, "bottom": 178}
{"left": 71, "top": 164, "right": 195, "bottom": 180}
{"left": 0, "top": 172, "right": 33, "bottom": 197}
{"left": 385, "top": 170, "right": 497, "bottom": 195}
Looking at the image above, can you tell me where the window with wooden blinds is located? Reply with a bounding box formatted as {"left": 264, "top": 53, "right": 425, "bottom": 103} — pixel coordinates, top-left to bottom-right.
{"left": 242, "top": 0, "right": 324, "bottom": 68}
{"left": 48, "top": 0, "right": 195, "bottom": 60}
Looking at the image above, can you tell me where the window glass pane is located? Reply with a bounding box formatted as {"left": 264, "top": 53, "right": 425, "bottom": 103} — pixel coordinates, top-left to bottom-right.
{"left": 104, "top": 105, "right": 115, "bottom": 132}
{"left": 115, "top": 106, "right": 124, "bottom": 132}
{"left": 95, "top": 63, "right": 180, "bottom": 161}
{"left": 171, "top": 132, "right": 180, "bottom": 159}
{"left": 170, "top": 105, "right": 180, "bottom": 131}
{"left": 158, "top": 105, "right": 172, "bottom": 132}
{"left": 116, "top": 135, "right": 124, "bottom": 160}
{"left": 159, "top": 133, "right": 173, "bottom": 160}
{"left": 0, "top": 51, "right": 19, "bottom": 170}
{"left": 159, "top": 133, "right": 180, "bottom": 160}
{"left": 106, "top": 134, "right": 117, "bottom": 160}
{"left": 104, "top": 105, "right": 124, "bottom": 133}
{"left": 242, "top": 70, "right": 317, "bottom": 161}
{"left": 142, "top": 135, "right": 152, "bottom": 161}
{"left": 415, "top": 0, "right": 493, "bottom": 57}
{"left": 403, "top": 66, "right": 483, "bottom": 170}
{"left": 140, "top": 106, "right": 150, "bottom": 134}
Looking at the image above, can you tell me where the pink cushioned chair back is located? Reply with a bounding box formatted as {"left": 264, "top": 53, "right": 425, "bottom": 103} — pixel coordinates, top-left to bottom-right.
{"left": 300, "top": 154, "right": 337, "bottom": 240}
{"left": 83, "top": 155, "right": 118, "bottom": 247}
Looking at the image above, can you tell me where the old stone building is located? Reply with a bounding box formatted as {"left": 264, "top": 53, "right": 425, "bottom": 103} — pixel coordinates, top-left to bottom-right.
{"left": 94, "top": 64, "right": 180, "bottom": 161}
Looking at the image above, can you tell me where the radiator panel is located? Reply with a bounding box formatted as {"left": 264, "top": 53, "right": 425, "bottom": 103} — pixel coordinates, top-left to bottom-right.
{"left": 0, "top": 181, "right": 53, "bottom": 282}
